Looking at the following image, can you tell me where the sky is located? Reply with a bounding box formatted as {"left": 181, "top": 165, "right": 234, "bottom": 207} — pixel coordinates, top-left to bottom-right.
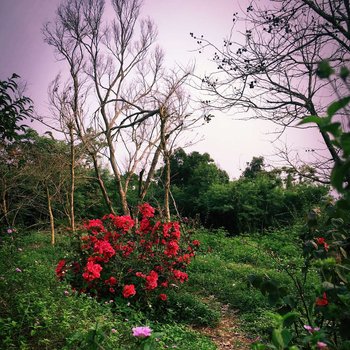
{"left": 0, "top": 0, "right": 323, "bottom": 179}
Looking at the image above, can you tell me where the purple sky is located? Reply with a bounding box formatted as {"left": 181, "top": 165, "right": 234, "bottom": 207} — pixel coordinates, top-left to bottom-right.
{"left": 0, "top": 0, "right": 322, "bottom": 178}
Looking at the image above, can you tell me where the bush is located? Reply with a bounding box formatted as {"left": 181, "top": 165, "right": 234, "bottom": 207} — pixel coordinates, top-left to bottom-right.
{"left": 56, "top": 203, "right": 200, "bottom": 305}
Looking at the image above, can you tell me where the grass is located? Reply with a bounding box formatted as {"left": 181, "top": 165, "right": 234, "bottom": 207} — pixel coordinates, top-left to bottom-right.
{"left": 0, "top": 223, "right": 320, "bottom": 349}
{"left": 185, "top": 225, "right": 320, "bottom": 337}
{"left": 0, "top": 231, "right": 216, "bottom": 350}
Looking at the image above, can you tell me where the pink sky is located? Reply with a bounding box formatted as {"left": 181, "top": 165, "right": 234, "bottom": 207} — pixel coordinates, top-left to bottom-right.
{"left": 0, "top": 0, "right": 323, "bottom": 178}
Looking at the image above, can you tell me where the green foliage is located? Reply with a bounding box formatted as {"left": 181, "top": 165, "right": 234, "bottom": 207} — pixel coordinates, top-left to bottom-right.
{"left": 251, "top": 63, "right": 350, "bottom": 349}
{"left": 165, "top": 291, "right": 220, "bottom": 327}
{"left": 0, "top": 231, "right": 216, "bottom": 349}
{"left": 0, "top": 74, "right": 33, "bottom": 141}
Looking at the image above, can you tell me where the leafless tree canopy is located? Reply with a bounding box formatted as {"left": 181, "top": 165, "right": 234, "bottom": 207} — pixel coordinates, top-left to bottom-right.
{"left": 192, "top": 0, "right": 350, "bottom": 182}
{"left": 43, "top": 0, "right": 199, "bottom": 215}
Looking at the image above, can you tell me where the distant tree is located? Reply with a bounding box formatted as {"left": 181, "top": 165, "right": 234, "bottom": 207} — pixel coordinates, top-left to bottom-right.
{"left": 159, "top": 148, "right": 229, "bottom": 217}
{"left": 192, "top": 0, "right": 350, "bottom": 183}
{"left": 242, "top": 156, "right": 265, "bottom": 179}
{"left": 0, "top": 74, "right": 33, "bottom": 141}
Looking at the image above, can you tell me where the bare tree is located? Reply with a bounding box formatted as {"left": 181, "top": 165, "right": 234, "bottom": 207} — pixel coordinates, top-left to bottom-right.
{"left": 44, "top": 0, "right": 200, "bottom": 217}
{"left": 192, "top": 0, "right": 350, "bottom": 182}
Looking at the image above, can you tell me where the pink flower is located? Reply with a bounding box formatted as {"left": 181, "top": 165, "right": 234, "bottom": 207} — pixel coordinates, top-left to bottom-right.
{"left": 317, "top": 341, "right": 327, "bottom": 349}
{"left": 132, "top": 326, "right": 152, "bottom": 338}
{"left": 303, "top": 325, "right": 320, "bottom": 333}
{"left": 15, "top": 267, "right": 22, "bottom": 273}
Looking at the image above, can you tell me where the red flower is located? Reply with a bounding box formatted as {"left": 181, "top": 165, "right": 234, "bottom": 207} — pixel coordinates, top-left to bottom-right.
{"left": 82, "top": 261, "right": 103, "bottom": 281}
{"left": 173, "top": 270, "right": 188, "bottom": 283}
{"left": 316, "top": 237, "right": 329, "bottom": 252}
{"left": 160, "top": 281, "right": 168, "bottom": 288}
{"left": 145, "top": 270, "right": 158, "bottom": 290}
{"left": 109, "top": 215, "right": 134, "bottom": 232}
{"left": 55, "top": 259, "right": 66, "bottom": 279}
{"left": 123, "top": 284, "right": 136, "bottom": 298}
{"left": 192, "top": 240, "right": 200, "bottom": 247}
{"left": 136, "top": 272, "right": 146, "bottom": 278}
{"left": 159, "top": 293, "right": 167, "bottom": 301}
{"left": 164, "top": 240, "right": 179, "bottom": 257}
{"left": 139, "top": 203, "right": 155, "bottom": 218}
{"left": 316, "top": 292, "right": 328, "bottom": 306}
{"left": 84, "top": 219, "right": 105, "bottom": 233}
{"left": 105, "top": 276, "right": 117, "bottom": 286}
{"left": 94, "top": 240, "right": 116, "bottom": 261}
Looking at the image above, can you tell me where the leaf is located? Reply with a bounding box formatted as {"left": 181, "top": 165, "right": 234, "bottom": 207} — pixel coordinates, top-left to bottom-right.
{"left": 340, "top": 133, "right": 350, "bottom": 156}
{"left": 298, "top": 115, "right": 324, "bottom": 126}
{"left": 282, "top": 312, "right": 299, "bottom": 327}
{"left": 340, "top": 247, "right": 348, "bottom": 259}
{"left": 316, "top": 61, "right": 334, "bottom": 78}
{"left": 320, "top": 122, "right": 341, "bottom": 137}
{"left": 331, "top": 165, "right": 347, "bottom": 192}
{"left": 272, "top": 329, "right": 284, "bottom": 349}
{"left": 340, "top": 66, "right": 349, "bottom": 81}
{"left": 281, "top": 329, "right": 293, "bottom": 347}
{"left": 327, "top": 97, "right": 350, "bottom": 118}
{"left": 335, "top": 267, "right": 348, "bottom": 283}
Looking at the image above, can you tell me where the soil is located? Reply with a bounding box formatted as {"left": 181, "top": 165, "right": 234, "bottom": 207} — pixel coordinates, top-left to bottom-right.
{"left": 193, "top": 300, "right": 258, "bottom": 350}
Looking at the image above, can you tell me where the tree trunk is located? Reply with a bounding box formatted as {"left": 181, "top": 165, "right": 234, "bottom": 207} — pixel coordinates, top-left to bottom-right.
{"left": 91, "top": 153, "right": 116, "bottom": 215}
{"left": 46, "top": 186, "right": 55, "bottom": 246}
{"left": 164, "top": 151, "right": 171, "bottom": 221}
{"left": 69, "top": 125, "right": 75, "bottom": 233}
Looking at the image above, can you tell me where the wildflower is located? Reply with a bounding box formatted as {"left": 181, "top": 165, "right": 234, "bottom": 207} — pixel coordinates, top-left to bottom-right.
{"left": 304, "top": 325, "right": 320, "bottom": 333}
{"left": 15, "top": 268, "right": 22, "bottom": 273}
{"left": 111, "top": 328, "right": 117, "bottom": 333}
{"left": 64, "top": 290, "right": 69, "bottom": 296}
{"left": 317, "top": 341, "right": 327, "bottom": 349}
{"left": 316, "top": 292, "right": 328, "bottom": 306}
{"left": 315, "top": 237, "right": 329, "bottom": 252}
{"left": 132, "top": 326, "right": 152, "bottom": 338}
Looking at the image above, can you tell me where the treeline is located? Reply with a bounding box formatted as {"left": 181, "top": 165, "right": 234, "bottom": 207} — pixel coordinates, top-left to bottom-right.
{"left": 0, "top": 129, "right": 327, "bottom": 235}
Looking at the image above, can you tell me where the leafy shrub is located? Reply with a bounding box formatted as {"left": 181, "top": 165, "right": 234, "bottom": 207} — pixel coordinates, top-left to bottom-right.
{"left": 56, "top": 203, "right": 200, "bottom": 304}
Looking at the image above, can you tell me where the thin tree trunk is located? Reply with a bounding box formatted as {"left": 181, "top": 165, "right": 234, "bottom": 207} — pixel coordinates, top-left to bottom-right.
{"left": 91, "top": 153, "right": 116, "bottom": 215}
{"left": 46, "top": 186, "right": 55, "bottom": 246}
{"left": 69, "top": 125, "right": 75, "bottom": 233}
{"left": 164, "top": 152, "right": 171, "bottom": 221}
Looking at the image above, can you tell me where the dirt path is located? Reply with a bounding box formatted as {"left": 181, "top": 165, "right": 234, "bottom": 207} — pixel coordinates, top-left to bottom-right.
{"left": 194, "top": 302, "right": 256, "bottom": 350}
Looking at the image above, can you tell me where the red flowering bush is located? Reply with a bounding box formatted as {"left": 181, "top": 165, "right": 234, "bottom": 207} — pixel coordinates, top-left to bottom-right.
{"left": 56, "top": 203, "right": 199, "bottom": 303}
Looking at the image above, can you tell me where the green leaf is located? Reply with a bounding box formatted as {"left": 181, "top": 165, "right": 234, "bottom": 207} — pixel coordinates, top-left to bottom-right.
{"left": 298, "top": 115, "right": 324, "bottom": 126}
{"left": 272, "top": 329, "right": 284, "bottom": 349}
{"left": 327, "top": 97, "right": 350, "bottom": 118}
{"left": 282, "top": 312, "right": 299, "bottom": 328}
{"left": 281, "top": 329, "right": 293, "bottom": 347}
{"left": 340, "top": 133, "right": 350, "bottom": 156}
{"left": 316, "top": 61, "right": 334, "bottom": 78}
{"left": 340, "top": 66, "right": 349, "bottom": 81}
{"left": 321, "top": 122, "right": 341, "bottom": 137}
{"left": 331, "top": 165, "right": 347, "bottom": 192}
{"left": 335, "top": 267, "right": 348, "bottom": 283}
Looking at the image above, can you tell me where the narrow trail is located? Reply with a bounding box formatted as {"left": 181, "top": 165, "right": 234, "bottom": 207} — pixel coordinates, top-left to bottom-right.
{"left": 194, "top": 302, "right": 257, "bottom": 350}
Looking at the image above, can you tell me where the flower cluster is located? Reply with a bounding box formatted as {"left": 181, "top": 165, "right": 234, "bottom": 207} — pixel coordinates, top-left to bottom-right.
{"left": 56, "top": 203, "right": 199, "bottom": 302}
